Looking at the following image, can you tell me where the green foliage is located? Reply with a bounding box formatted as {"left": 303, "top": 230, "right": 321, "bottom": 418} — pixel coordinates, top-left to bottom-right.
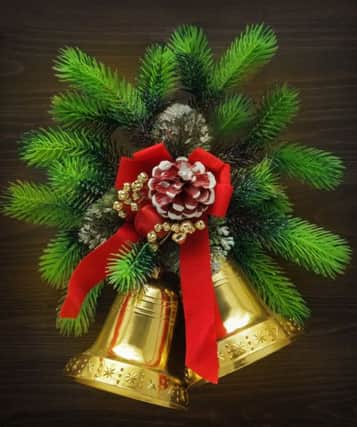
{"left": 247, "top": 84, "right": 299, "bottom": 147}
{"left": 48, "top": 157, "right": 112, "bottom": 209}
{"left": 54, "top": 47, "right": 147, "bottom": 127}
{"left": 107, "top": 243, "right": 157, "bottom": 293}
{"left": 39, "top": 232, "right": 85, "bottom": 289}
{"left": 273, "top": 143, "right": 344, "bottom": 190}
{"left": 3, "top": 181, "right": 82, "bottom": 229}
{"left": 169, "top": 25, "right": 214, "bottom": 102}
{"left": 212, "top": 95, "right": 253, "bottom": 138}
{"left": 232, "top": 158, "right": 291, "bottom": 210}
{"left": 137, "top": 44, "right": 177, "bottom": 112}
{"left": 233, "top": 241, "right": 310, "bottom": 324}
{"left": 56, "top": 283, "right": 103, "bottom": 336}
{"left": 20, "top": 128, "right": 102, "bottom": 168}
{"left": 212, "top": 24, "right": 277, "bottom": 94}
{"left": 264, "top": 217, "right": 351, "bottom": 278}
{"left": 51, "top": 91, "right": 113, "bottom": 129}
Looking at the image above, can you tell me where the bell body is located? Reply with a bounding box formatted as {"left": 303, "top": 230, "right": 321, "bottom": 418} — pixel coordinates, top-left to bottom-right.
{"left": 213, "top": 259, "right": 301, "bottom": 378}
{"left": 65, "top": 283, "right": 188, "bottom": 409}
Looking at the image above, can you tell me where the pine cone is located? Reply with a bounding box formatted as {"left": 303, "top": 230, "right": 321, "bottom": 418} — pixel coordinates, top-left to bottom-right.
{"left": 148, "top": 157, "right": 216, "bottom": 220}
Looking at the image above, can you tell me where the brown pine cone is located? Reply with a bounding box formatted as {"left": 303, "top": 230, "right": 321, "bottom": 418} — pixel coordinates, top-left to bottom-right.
{"left": 148, "top": 157, "right": 216, "bottom": 220}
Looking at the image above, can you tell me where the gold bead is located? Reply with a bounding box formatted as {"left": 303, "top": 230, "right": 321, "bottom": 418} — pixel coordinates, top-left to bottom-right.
{"left": 123, "top": 197, "right": 133, "bottom": 205}
{"left": 162, "top": 222, "right": 171, "bottom": 232}
{"left": 113, "top": 201, "right": 123, "bottom": 211}
{"left": 130, "top": 202, "right": 138, "bottom": 212}
{"left": 138, "top": 171, "right": 149, "bottom": 182}
{"left": 154, "top": 223, "right": 162, "bottom": 233}
{"left": 117, "top": 190, "right": 128, "bottom": 201}
{"left": 172, "top": 232, "right": 187, "bottom": 244}
{"left": 132, "top": 192, "right": 141, "bottom": 201}
{"left": 131, "top": 181, "right": 143, "bottom": 191}
{"left": 170, "top": 223, "right": 180, "bottom": 233}
{"left": 195, "top": 220, "right": 206, "bottom": 231}
{"left": 118, "top": 210, "right": 127, "bottom": 218}
{"left": 147, "top": 231, "right": 157, "bottom": 243}
{"left": 123, "top": 182, "right": 131, "bottom": 192}
{"left": 180, "top": 221, "right": 195, "bottom": 234}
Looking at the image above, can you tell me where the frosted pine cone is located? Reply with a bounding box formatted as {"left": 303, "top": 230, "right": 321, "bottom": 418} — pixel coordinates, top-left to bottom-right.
{"left": 148, "top": 157, "right": 216, "bottom": 220}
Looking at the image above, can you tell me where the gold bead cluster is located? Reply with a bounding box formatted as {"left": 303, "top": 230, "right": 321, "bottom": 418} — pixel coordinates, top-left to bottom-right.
{"left": 147, "top": 219, "right": 206, "bottom": 248}
{"left": 113, "top": 172, "right": 149, "bottom": 218}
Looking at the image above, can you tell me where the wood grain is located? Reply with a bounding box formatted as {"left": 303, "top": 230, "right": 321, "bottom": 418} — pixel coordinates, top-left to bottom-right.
{"left": 1, "top": 1, "right": 356, "bottom": 426}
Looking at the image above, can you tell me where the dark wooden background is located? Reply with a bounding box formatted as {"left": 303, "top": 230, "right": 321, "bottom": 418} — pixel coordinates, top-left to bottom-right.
{"left": 1, "top": 0, "right": 356, "bottom": 426}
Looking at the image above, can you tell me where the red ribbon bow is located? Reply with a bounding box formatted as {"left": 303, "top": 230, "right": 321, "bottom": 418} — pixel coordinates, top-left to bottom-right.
{"left": 60, "top": 143, "right": 233, "bottom": 383}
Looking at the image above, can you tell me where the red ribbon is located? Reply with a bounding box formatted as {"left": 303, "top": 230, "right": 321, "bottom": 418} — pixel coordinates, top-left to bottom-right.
{"left": 60, "top": 143, "right": 233, "bottom": 383}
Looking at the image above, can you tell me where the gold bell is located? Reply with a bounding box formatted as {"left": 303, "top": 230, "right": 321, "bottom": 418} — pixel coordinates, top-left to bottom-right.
{"left": 64, "top": 282, "right": 189, "bottom": 409}
{"left": 213, "top": 259, "right": 301, "bottom": 378}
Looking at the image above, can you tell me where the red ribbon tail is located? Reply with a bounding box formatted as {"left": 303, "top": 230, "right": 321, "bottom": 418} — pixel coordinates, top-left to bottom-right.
{"left": 179, "top": 226, "right": 219, "bottom": 384}
{"left": 60, "top": 223, "right": 140, "bottom": 318}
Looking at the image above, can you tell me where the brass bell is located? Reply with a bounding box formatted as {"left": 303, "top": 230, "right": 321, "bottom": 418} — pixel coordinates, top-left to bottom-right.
{"left": 64, "top": 282, "right": 189, "bottom": 409}
{"left": 213, "top": 258, "right": 301, "bottom": 378}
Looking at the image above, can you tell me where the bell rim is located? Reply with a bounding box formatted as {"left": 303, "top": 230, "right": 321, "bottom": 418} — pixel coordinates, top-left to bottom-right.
{"left": 64, "top": 352, "right": 189, "bottom": 410}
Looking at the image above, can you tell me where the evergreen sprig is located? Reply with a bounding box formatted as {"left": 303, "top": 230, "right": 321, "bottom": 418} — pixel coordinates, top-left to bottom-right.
{"left": 273, "top": 143, "right": 344, "bottom": 190}
{"left": 233, "top": 241, "right": 310, "bottom": 325}
{"left": 54, "top": 47, "right": 147, "bottom": 127}
{"left": 264, "top": 217, "right": 351, "bottom": 278}
{"left": 212, "top": 94, "right": 253, "bottom": 138}
{"left": 137, "top": 44, "right": 177, "bottom": 112}
{"left": 169, "top": 25, "right": 214, "bottom": 103}
{"left": 56, "top": 283, "right": 103, "bottom": 336}
{"left": 20, "top": 128, "right": 101, "bottom": 168}
{"left": 48, "top": 157, "right": 112, "bottom": 209}
{"left": 39, "top": 232, "right": 85, "bottom": 289}
{"left": 51, "top": 91, "right": 114, "bottom": 130}
{"left": 247, "top": 84, "right": 299, "bottom": 147}
{"left": 3, "top": 181, "right": 82, "bottom": 229}
{"left": 107, "top": 243, "right": 157, "bottom": 293}
{"left": 212, "top": 24, "right": 277, "bottom": 94}
{"left": 232, "top": 158, "right": 291, "bottom": 210}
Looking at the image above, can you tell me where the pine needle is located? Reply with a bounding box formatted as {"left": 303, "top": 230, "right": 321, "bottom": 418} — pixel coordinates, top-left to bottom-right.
{"left": 169, "top": 25, "right": 214, "bottom": 102}
{"left": 137, "top": 44, "right": 177, "bottom": 112}
{"left": 233, "top": 241, "right": 310, "bottom": 325}
{"left": 54, "top": 47, "right": 147, "bottom": 126}
{"left": 107, "top": 243, "right": 157, "bottom": 293}
{"left": 247, "top": 84, "right": 299, "bottom": 147}
{"left": 51, "top": 91, "right": 113, "bottom": 130}
{"left": 273, "top": 143, "right": 345, "bottom": 190}
{"left": 39, "top": 232, "right": 85, "bottom": 289}
{"left": 264, "top": 217, "right": 351, "bottom": 278}
{"left": 212, "top": 24, "right": 277, "bottom": 93}
{"left": 2, "top": 181, "right": 82, "bottom": 229}
{"left": 56, "top": 283, "right": 103, "bottom": 336}
{"left": 212, "top": 94, "right": 254, "bottom": 137}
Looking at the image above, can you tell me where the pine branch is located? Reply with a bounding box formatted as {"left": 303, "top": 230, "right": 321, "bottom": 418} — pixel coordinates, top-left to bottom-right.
{"left": 39, "top": 232, "right": 85, "bottom": 289}
{"left": 233, "top": 241, "right": 310, "bottom": 325}
{"left": 264, "top": 217, "right": 351, "bottom": 278}
{"left": 107, "top": 243, "right": 157, "bottom": 293}
{"left": 212, "top": 94, "right": 253, "bottom": 138}
{"left": 231, "top": 158, "right": 292, "bottom": 210}
{"left": 3, "top": 181, "right": 82, "bottom": 229}
{"left": 54, "top": 47, "right": 147, "bottom": 127}
{"left": 137, "top": 44, "right": 177, "bottom": 112}
{"left": 246, "top": 84, "right": 299, "bottom": 148}
{"left": 56, "top": 283, "right": 103, "bottom": 336}
{"left": 20, "top": 128, "right": 104, "bottom": 168}
{"left": 273, "top": 143, "right": 344, "bottom": 190}
{"left": 212, "top": 24, "right": 277, "bottom": 94}
{"left": 51, "top": 91, "right": 114, "bottom": 130}
{"left": 48, "top": 157, "right": 113, "bottom": 209}
{"left": 169, "top": 25, "right": 214, "bottom": 103}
